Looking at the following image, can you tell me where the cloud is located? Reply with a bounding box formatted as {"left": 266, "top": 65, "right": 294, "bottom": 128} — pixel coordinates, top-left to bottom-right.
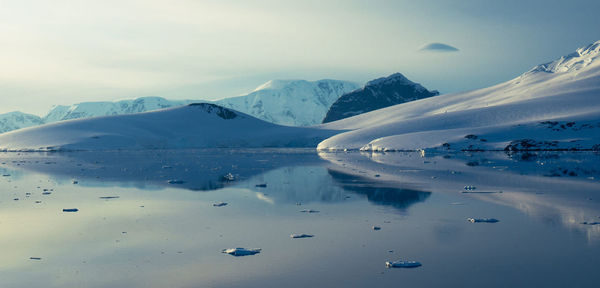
{"left": 419, "top": 43, "right": 459, "bottom": 52}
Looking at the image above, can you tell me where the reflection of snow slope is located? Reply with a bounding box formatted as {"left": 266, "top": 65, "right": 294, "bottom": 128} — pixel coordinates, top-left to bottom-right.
{"left": 319, "top": 41, "right": 600, "bottom": 152}
{"left": 319, "top": 151, "right": 600, "bottom": 242}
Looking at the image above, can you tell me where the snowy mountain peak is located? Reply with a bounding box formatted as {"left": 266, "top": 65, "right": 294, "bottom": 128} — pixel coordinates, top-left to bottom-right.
{"left": 252, "top": 79, "right": 307, "bottom": 92}
{"left": 217, "top": 79, "right": 361, "bottom": 126}
{"left": 527, "top": 40, "right": 600, "bottom": 74}
{"left": 366, "top": 72, "right": 411, "bottom": 87}
{"left": 187, "top": 103, "right": 240, "bottom": 120}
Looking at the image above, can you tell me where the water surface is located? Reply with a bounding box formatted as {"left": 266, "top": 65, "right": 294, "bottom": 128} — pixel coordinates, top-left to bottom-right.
{"left": 0, "top": 150, "right": 598, "bottom": 287}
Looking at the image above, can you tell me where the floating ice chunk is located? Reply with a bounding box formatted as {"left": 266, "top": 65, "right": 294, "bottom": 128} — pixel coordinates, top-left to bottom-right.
{"left": 372, "top": 226, "right": 381, "bottom": 230}
{"left": 167, "top": 179, "right": 185, "bottom": 184}
{"left": 222, "top": 248, "right": 261, "bottom": 256}
{"left": 300, "top": 209, "right": 319, "bottom": 213}
{"left": 222, "top": 173, "right": 235, "bottom": 181}
{"left": 63, "top": 208, "right": 79, "bottom": 212}
{"left": 213, "top": 202, "right": 228, "bottom": 207}
{"left": 290, "top": 234, "right": 314, "bottom": 238}
{"left": 386, "top": 260, "right": 422, "bottom": 268}
{"left": 468, "top": 218, "right": 499, "bottom": 223}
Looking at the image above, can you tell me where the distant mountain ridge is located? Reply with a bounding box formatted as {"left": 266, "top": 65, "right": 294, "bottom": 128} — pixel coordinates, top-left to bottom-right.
{"left": 0, "top": 112, "right": 44, "bottom": 134}
{"left": 0, "top": 79, "right": 360, "bottom": 134}
{"left": 322, "top": 73, "right": 439, "bottom": 123}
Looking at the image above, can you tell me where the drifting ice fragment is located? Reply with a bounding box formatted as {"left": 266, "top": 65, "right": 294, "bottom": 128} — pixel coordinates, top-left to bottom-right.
{"left": 290, "top": 234, "right": 314, "bottom": 238}
{"left": 213, "top": 202, "right": 228, "bottom": 207}
{"left": 222, "top": 248, "right": 261, "bottom": 256}
{"left": 300, "top": 209, "right": 319, "bottom": 213}
{"left": 221, "top": 173, "right": 235, "bottom": 181}
{"left": 468, "top": 218, "right": 499, "bottom": 223}
{"left": 386, "top": 260, "right": 422, "bottom": 268}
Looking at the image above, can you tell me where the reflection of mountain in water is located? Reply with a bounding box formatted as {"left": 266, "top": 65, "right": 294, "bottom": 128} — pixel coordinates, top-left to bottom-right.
{"left": 0, "top": 149, "right": 326, "bottom": 191}
{"left": 327, "top": 169, "right": 431, "bottom": 210}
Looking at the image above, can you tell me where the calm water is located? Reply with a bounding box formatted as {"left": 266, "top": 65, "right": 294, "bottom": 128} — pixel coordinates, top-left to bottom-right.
{"left": 0, "top": 149, "right": 599, "bottom": 288}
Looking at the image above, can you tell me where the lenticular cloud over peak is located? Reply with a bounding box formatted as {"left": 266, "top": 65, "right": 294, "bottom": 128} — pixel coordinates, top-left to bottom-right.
{"left": 419, "top": 42, "right": 459, "bottom": 52}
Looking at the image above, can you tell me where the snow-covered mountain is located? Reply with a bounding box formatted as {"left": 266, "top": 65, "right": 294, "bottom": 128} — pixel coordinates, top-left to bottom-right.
{"left": 0, "top": 103, "right": 338, "bottom": 151}
{"left": 0, "top": 112, "right": 44, "bottom": 134}
{"left": 318, "top": 40, "right": 600, "bottom": 152}
{"left": 215, "top": 79, "right": 360, "bottom": 126}
{"left": 322, "top": 73, "right": 438, "bottom": 123}
{"left": 43, "top": 97, "right": 195, "bottom": 123}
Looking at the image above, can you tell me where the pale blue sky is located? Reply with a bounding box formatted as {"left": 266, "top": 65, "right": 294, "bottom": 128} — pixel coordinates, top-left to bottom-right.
{"left": 1, "top": 0, "right": 599, "bottom": 115}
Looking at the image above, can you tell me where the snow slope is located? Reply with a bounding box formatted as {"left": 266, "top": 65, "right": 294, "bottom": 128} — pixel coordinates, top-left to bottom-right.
{"left": 0, "top": 112, "right": 44, "bottom": 134}
{"left": 215, "top": 79, "right": 360, "bottom": 126}
{"left": 0, "top": 104, "right": 338, "bottom": 151}
{"left": 318, "top": 40, "right": 600, "bottom": 152}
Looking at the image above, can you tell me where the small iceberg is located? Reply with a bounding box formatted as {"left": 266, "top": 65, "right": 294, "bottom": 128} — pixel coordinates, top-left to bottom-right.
{"left": 468, "top": 218, "right": 499, "bottom": 223}
{"left": 213, "top": 202, "right": 228, "bottom": 207}
{"left": 290, "top": 234, "right": 314, "bottom": 239}
{"left": 221, "top": 173, "right": 235, "bottom": 181}
{"left": 386, "top": 260, "right": 422, "bottom": 268}
{"left": 222, "top": 248, "right": 261, "bottom": 256}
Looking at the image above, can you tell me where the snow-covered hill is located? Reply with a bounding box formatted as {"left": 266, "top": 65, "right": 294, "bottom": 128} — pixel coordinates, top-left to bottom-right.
{"left": 0, "top": 103, "right": 338, "bottom": 151}
{"left": 0, "top": 112, "right": 44, "bottom": 134}
{"left": 318, "top": 40, "right": 600, "bottom": 152}
{"left": 322, "top": 73, "right": 438, "bottom": 123}
{"left": 43, "top": 97, "right": 194, "bottom": 123}
{"left": 215, "top": 79, "right": 360, "bottom": 126}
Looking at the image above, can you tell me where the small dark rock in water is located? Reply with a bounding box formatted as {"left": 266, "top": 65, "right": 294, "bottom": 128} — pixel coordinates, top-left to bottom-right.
{"left": 29, "top": 257, "right": 42, "bottom": 260}
{"left": 372, "top": 226, "right": 382, "bottom": 231}
{"left": 300, "top": 209, "right": 319, "bottom": 213}
{"left": 290, "top": 233, "right": 314, "bottom": 239}
{"left": 167, "top": 179, "right": 185, "bottom": 184}
{"left": 63, "top": 208, "right": 79, "bottom": 212}
{"left": 222, "top": 248, "right": 261, "bottom": 256}
{"left": 213, "top": 202, "right": 228, "bottom": 207}
{"left": 13, "top": 198, "right": 19, "bottom": 201}
{"left": 99, "top": 196, "right": 120, "bottom": 199}
{"left": 468, "top": 218, "right": 499, "bottom": 223}
{"left": 386, "top": 260, "right": 422, "bottom": 268}
{"left": 255, "top": 183, "right": 267, "bottom": 188}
